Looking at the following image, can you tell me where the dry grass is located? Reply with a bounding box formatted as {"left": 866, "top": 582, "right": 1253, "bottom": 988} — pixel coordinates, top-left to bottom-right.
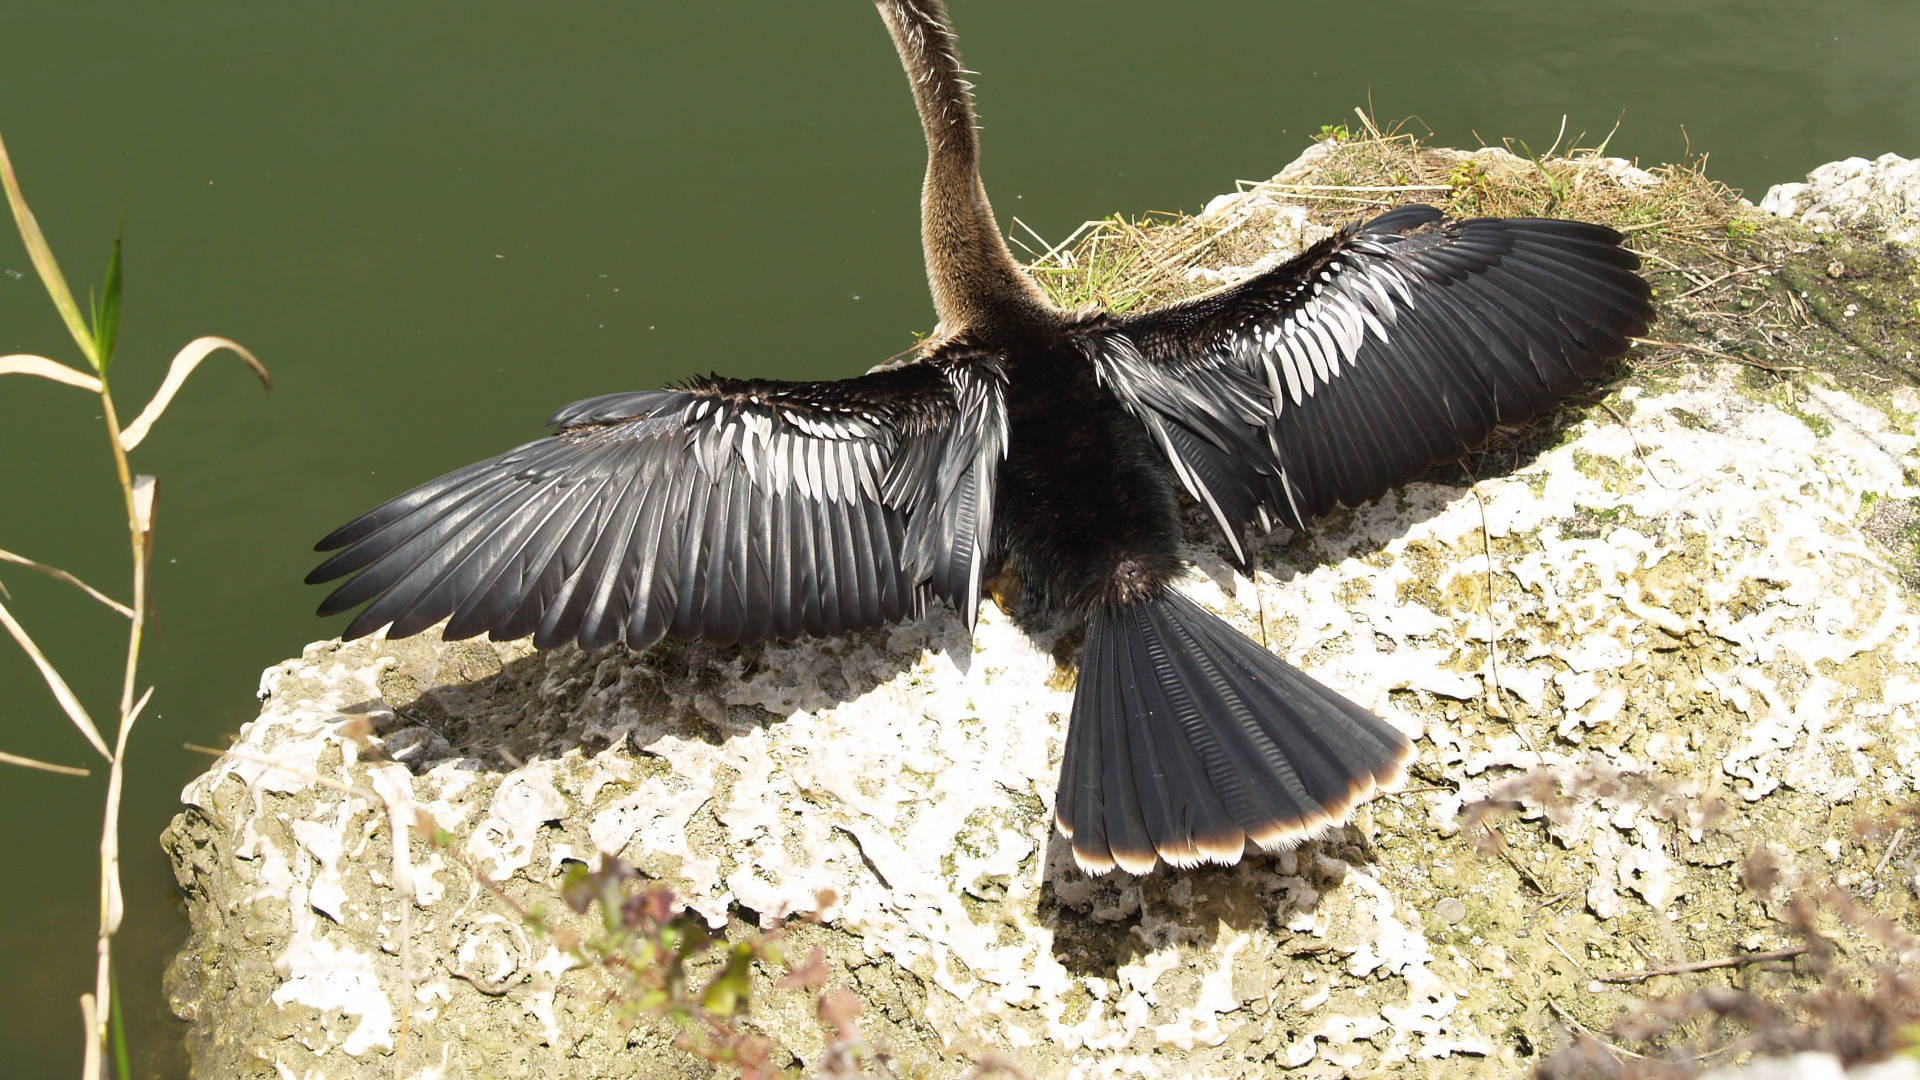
{"left": 1015, "top": 112, "right": 1749, "bottom": 341}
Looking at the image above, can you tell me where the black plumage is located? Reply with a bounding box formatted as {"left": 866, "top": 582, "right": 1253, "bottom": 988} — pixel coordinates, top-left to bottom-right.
{"left": 312, "top": 357, "right": 1006, "bottom": 651}
{"left": 1061, "top": 592, "right": 1408, "bottom": 872}
{"left": 309, "top": 0, "right": 1653, "bottom": 874}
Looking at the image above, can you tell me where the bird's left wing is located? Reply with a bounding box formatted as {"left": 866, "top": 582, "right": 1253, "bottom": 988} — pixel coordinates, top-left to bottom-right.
{"left": 1078, "top": 204, "right": 1652, "bottom": 565}
{"left": 307, "top": 345, "right": 1007, "bottom": 651}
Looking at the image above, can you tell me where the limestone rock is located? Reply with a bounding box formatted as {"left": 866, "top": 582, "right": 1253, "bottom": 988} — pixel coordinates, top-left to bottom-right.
{"left": 1700, "top": 1053, "right": 1920, "bottom": 1080}
{"left": 164, "top": 155, "right": 1920, "bottom": 1078}
{"left": 1761, "top": 153, "right": 1920, "bottom": 248}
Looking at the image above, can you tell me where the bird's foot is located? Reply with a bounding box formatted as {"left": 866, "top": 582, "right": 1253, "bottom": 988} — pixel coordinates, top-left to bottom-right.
{"left": 986, "top": 566, "right": 1022, "bottom": 615}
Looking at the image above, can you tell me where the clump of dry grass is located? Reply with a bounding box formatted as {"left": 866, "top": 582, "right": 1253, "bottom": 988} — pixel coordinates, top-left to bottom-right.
{"left": 1015, "top": 110, "right": 1749, "bottom": 334}
{"left": 1011, "top": 211, "right": 1225, "bottom": 316}
{"left": 1275, "top": 113, "right": 1740, "bottom": 229}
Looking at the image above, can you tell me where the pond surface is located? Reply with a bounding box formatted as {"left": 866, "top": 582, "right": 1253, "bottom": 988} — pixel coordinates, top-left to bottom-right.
{"left": 1, "top": 2, "right": 1914, "bottom": 1076}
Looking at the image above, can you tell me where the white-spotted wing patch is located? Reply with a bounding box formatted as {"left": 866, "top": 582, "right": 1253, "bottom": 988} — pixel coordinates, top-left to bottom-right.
{"left": 1099, "top": 203, "right": 1652, "bottom": 543}
{"left": 1258, "top": 257, "right": 1404, "bottom": 411}
{"left": 310, "top": 351, "right": 1009, "bottom": 651}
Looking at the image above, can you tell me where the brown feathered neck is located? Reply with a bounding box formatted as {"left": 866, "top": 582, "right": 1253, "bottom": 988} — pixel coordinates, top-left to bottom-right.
{"left": 873, "top": 0, "right": 1049, "bottom": 340}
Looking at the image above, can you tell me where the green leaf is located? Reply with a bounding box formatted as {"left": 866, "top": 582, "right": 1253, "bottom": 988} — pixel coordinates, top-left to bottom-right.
{"left": 94, "top": 221, "right": 123, "bottom": 374}
{"left": 699, "top": 943, "right": 755, "bottom": 1015}
{"left": 672, "top": 918, "right": 710, "bottom": 959}
{"left": 111, "top": 964, "right": 131, "bottom": 1080}
{"left": 560, "top": 861, "right": 594, "bottom": 914}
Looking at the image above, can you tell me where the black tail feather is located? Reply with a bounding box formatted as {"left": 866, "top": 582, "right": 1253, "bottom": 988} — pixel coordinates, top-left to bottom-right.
{"left": 1056, "top": 590, "right": 1412, "bottom": 874}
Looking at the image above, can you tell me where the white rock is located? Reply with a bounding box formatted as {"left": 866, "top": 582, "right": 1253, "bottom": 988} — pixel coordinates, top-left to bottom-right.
{"left": 1760, "top": 153, "right": 1920, "bottom": 246}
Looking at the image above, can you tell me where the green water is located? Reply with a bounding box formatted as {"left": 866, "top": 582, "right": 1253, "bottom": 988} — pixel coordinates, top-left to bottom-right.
{"left": 1, "top": 2, "right": 1914, "bottom": 1076}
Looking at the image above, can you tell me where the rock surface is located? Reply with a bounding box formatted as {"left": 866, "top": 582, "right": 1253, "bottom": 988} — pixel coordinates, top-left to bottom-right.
{"left": 164, "top": 152, "right": 1920, "bottom": 1078}
{"left": 1701, "top": 1054, "right": 1920, "bottom": 1080}
{"left": 1761, "top": 153, "right": 1920, "bottom": 249}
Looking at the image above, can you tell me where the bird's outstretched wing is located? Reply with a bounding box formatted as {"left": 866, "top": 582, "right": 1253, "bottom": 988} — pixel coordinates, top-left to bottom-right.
{"left": 1079, "top": 204, "right": 1653, "bottom": 564}
{"left": 308, "top": 345, "right": 1008, "bottom": 651}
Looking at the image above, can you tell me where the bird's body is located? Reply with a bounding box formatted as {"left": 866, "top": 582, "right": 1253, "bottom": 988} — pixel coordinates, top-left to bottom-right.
{"left": 310, "top": 0, "right": 1653, "bottom": 874}
{"left": 993, "top": 317, "right": 1183, "bottom": 613}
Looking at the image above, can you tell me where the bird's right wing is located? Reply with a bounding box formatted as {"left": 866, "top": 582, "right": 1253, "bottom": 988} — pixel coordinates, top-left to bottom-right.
{"left": 1086, "top": 204, "right": 1652, "bottom": 565}
{"left": 307, "top": 344, "right": 1008, "bottom": 651}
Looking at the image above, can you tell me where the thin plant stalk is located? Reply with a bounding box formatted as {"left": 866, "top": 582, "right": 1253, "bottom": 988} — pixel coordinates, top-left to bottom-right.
{"left": 0, "top": 126, "right": 265, "bottom": 1079}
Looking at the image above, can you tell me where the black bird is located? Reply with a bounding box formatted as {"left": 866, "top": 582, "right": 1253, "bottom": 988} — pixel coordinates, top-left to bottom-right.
{"left": 309, "top": 0, "right": 1653, "bottom": 874}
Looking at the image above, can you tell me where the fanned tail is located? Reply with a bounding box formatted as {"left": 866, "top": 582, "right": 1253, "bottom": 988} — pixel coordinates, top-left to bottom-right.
{"left": 1056, "top": 590, "right": 1412, "bottom": 874}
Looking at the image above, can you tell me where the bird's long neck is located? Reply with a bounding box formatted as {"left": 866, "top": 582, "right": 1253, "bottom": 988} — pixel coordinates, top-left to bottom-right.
{"left": 875, "top": 0, "right": 1046, "bottom": 334}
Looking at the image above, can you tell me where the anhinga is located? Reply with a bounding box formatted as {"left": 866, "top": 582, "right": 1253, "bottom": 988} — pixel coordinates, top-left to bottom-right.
{"left": 308, "top": 0, "right": 1653, "bottom": 874}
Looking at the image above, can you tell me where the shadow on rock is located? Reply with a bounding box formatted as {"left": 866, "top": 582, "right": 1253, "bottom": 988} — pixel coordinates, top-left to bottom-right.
{"left": 1039, "top": 831, "right": 1388, "bottom": 979}
{"left": 351, "top": 615, "right": 947, "bottom": 776}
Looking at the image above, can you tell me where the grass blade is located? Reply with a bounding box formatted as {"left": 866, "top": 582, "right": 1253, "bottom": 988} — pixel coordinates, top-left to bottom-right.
{"left": 101, "top": 685, "right": 151, "bottom": 941}
{"left": 0, "top": 748, "right": 91, "bottom": 777}
{"left": 0, "top": 547, "right": 135, "bottom": 618}
{"left": 118, "top": 336, "right": 269, "bottom": 452}
{"left": 93, "top": 223, "right": 123, "bottom": 375}
{"left": 0, "top": 353, "right": 103, "bottom": 393}
{"left": 0, "top": 128, "right": 99, "bottom": 369}
{"left": 110, "top": 964, "right": 130, "bottom": 1080}
{"left": 0, "top": 594, "right": 110, "bottom": 760}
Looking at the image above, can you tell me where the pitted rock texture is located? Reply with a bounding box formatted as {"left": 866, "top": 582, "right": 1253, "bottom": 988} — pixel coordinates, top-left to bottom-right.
{"left": 1761, "top": 153, "right": 1920, "bottom": 249}
{"left": 165, "top": 161, "right": 1920, "bottom": 1078}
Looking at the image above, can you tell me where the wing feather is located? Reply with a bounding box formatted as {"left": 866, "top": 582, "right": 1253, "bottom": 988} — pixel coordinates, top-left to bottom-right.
{"left": 1090, "top": 204, "right": 1653, "bottom": 555}
{"left": 310, "top": 348, "right": 1009, "bottom": 649}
